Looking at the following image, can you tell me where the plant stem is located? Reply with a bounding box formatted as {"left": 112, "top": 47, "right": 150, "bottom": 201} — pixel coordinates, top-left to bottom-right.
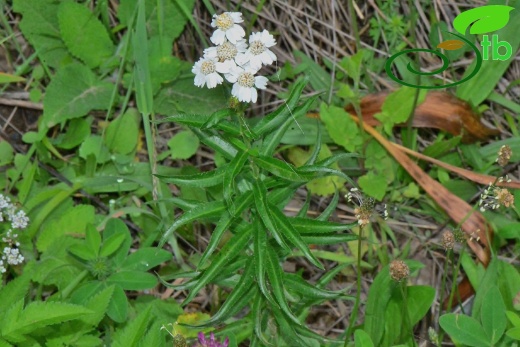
{"left": 344, "top": 225, "right": 364, "bottom": 345}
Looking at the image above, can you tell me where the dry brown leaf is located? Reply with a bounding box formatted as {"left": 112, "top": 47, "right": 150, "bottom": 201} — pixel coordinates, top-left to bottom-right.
{"left": 350, "top": 116, "right": 491, "bottom": 264}
{"left": 345, "top": 91, "right": 500, "bottom": 143}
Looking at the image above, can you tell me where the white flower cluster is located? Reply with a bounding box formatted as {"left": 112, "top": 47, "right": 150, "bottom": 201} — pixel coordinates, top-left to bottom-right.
{"left": 0, "top": 194, "right": 28, "bottom": 274}
{"left": 192, "top": 12, "right": 277, "bottom": 103}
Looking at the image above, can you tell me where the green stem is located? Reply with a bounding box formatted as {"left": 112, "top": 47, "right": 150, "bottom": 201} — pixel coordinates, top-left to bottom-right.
{"left": 344, "top": 225, "right": 364, "bottom": 345}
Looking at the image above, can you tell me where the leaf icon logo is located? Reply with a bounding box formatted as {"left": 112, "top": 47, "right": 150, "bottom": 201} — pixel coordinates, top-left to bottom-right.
{"left": 436, "top": 39, "right": 464, "bottom": 50}
{"left": 453, "top": 5, "right": 514, "bottom": 35}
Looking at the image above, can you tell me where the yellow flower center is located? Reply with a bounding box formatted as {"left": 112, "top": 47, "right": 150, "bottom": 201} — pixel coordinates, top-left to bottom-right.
{"left": 217, "top": 42, "right": 238, "bottom": 61}
{"left": 201, "top": 60, "right": 216, "bottom": 75}
{"left": 237, "top": 72, "right": 255, "bottom": 87}
{"left": 215, "top": 13, "right": 233, "bottom": 31}
{"left": 250, "top": 40, "right": 266, "bottom": 55}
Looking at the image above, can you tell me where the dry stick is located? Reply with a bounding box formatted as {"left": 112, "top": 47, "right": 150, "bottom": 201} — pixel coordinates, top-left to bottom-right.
{"left": 350, "top": 115, "right": 490, "bottom": 265}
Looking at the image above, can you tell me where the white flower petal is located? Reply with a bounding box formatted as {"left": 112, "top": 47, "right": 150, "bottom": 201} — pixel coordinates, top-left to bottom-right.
{"left": 211, "top": 29, "right": 226, "bottom": 45}
{"left": 203, "top": 46, "right": 218, "bottom": 59}
{"left": 194, "top": 74, "right": 206, "bottom": 87}
{"left": 248, "top": 56, "right": 263, "bottom": 71}
{"left": 226, "top": 25, "right": 246, "bottom": 44}
{"left": 216, "top": 60, "right": 236, "bottom": 74}
{"left": 206, "top": 73, "right": 223, "bottom": 89}
{"left": 250, "top": 87, "right": 258, "bottom": 103}
{"left": 228, "top": 12, "right": 244, "bottom": 23}
{"left": 254, "top": 76, "right": 268, "bottom": 89}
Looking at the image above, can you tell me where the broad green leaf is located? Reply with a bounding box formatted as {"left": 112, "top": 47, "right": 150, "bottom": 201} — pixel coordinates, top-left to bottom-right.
{"left": 481, "top": 285, "right": 506, "bottom": 344}
{"left": 182, "top": 226, "right": 251, "bottom": 304}
{"left": 100, "top": 232, "right": 127, "bottom": 257}
{"left": 148, "top": 36, "right": 182, "bottom": 92}
{"left": 168, "top": 130, "right": 200, "bottom": 159}
{"left": 112, "top": 306, "right": 152, "bottom": 347}
{"left": 355, "top": 330, "right": 374, "bottom": 347}
{"left": 439, "top": 314, "right": 491, "bottom": 347}
{"left": 85, "top": 224, "right": 101, "bottom": 257}
{"left": 1, "top": 301, "right": 93, "bottom": 337}
{"left": 107, "top": 285, "right": 128, "bottom": 323}
{"left": 358, "top": 172, "right": 388, "bottom": 201}
{"left": 54, "top": 118, "right": 91, "bottom": 149}
{"left": 78, "top": 135, "right": 111, "bottom": 163}
{"left": 453, "top": 5, "right": 514, "bottom": 35}
{"left": 154, "top": 76, "right": 228, "bottom": 115}
{"left": 107, "top": 271, "right": 157, "bottom": 290}
{"left": 37, "top": 204, "right": 96, "bottom": 252}
{"left": 13, "top": 0, "right": 70, "bottom": 68}
{"left": 506, "top": 311, "right": 520, "bottom": 327}
{"left": 374, "top": 87, "right": 426, "bottom": 134}
{"left": 319, "top": 103, "right": 362, "bottom": 152}
{"left": 121, "top": 247, "right": 172, "bottom": 271}
{"left": 0, "top": 141, "right": 14, "bottom": 166}
{"left": 406, "top": 286, "right": 435, "bottom": 325}
{"left": 105, "top": 108, "right": 141, "bottom": 155}
{"left": 58, "top": 1, "right": 114, "bottom": 68}
{"left": 43, "top": 63, "right": 113, "bottom": 127}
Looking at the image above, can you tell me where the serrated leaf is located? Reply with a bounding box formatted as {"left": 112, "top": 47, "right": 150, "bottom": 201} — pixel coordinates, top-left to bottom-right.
{"left": 81, "top": 285, "right": 115, "bottom": 326}
{"left": 105, "top": 108, "right": 141, "bottom": 155}
{"left": 190, "top": 128, "right": 238, "bottom": 160}
{"left": 1, "top": 301, "right": 93, "bottom": 337}
{"left": 43, "top": 63, "right": 113, "bottom": 127}
{"left": 252, "top": 218, "right": 275, "bottom": 305}
{"left": 112, "top": 306, "right": 152, "bottom": 347}
{"left": 155, "top": 164, "right": 227, "bottom": 187}
{"left": 223, "top": 149, "right": 249, "bottom": 208}
{"left": 253, "top": 156, "right": 308, "bottom": 182}
{"left": 85, "top": 223, "right": 101, "bottom": 257}
{"left": 182, "top": 226, "right": 251, "bottom": 305}
{"left": 58, "top": 1, "right": 114, "bottom": 68}
{"left": 374, "top": 87, "right": 426, "bottom": 134}
{"left": 107, "top": 285, "right": 128, "bottom": 323}
{"left": 13, "top": 0, "right": 70, "bottom": 68}
{"left": 285, "top": 273, "right": 349, "bottom": 301}
{"left": 0, "top": 274, "right": 30, "bottom": 314}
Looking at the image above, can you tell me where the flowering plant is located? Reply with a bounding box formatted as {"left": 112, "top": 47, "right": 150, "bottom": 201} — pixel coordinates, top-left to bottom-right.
{"left": 192, "top": 12, "right": 276, "bottom": 103}
{"left": 0, "top": 194, "right": 28, "bottom": 274}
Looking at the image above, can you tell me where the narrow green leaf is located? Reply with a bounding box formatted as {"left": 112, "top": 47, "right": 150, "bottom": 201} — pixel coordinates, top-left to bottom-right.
{"left": 198, "top": 192, "right": 254, "bottom": 268}
{"left": 253, "top": 156, "right": 308, "bottom": 182}
{"left": 132, "top": 0, "right": 153, "bottom": 115}
{"left": 296, "top": 191, "right": 311, "bottom": 218}
{"left": 252, "top": 77, "right": 308, "bottom": 136}
{"left": 252, "top": 180, "right": 291, "bottom": 251}
{"left": 268, "top": 203, "right": 324, "bottom": 270}
{"left": 304, "top": 120, "right": 322, "bottom": 166}
{"left": 270, "top": 302, "right": 310, "bottom": 347}
{"left": 155, "top": 165, "right": 227, "bottom": 187}
{"left": 260, "top": 95, "right": 318, "bottom": 156}
{"left": 85, "top": 224, "right": 101, "bottom": 257}
{"left": 160, "top": 200, "right": 227, "bottom": 246}
{"left": 317, "top": 189, "right": 339, "bottom": 221}
{"left": 253, "top": 218, "right": 275, "bottom": 305}
{"left": 285, "top": 273, "right": 349, "bottom": 300}
{"left": 191, "top": 128, "right": 238, "bottom": 160}
{"left": 183, "top": 226, "right": 251, "bottom": 305}
{"left": 107, "top": 285, "right": 128, "bottom": 322}
{"left": 223, "top": 149, "right": 249, "bottom": 208}
{"left": 301, "top": 233, "right": 358, "bottom": 245}
{"left": 266, "top": 247, "right": 302, "bottom": 326}
{"left": 252, "top": 293, "right": 271, "bottom": 346}
{"left": 202, "top": 108, "right": 235, "bottom": 129}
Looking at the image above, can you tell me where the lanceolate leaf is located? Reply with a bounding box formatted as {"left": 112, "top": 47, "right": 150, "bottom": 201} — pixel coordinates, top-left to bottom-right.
{"left": 285, "top": 273, "right": 350, "bottom": 301}
{"left": 252, "top": 77, "right": 309, "bottom": 136}
{"left": 288, "top": 217, "right": 353, "bottom": 234}
{"left": 301, "top": 233, "right": 358, "bottom": 244}
{"left": 160, "top": 200, "right": 227, "bottom": 246}
{"left": 191, "top": 128, "right": 238, "bottom": 160}
{"left": 253, "top": 156, "right": 308, "bottom": 182}
{"left": 253, "top": 218, "right": 275, "bottom": 305}
{"left": 182, "top": 226, "right": 251, "bottom": 305}
{"left": 223, "top": 149, "right": 249, "bottom": 209}
{"left": 317, "top": 189, "right": 339, "bottom": 221}
{"left": 155, "top": 164, "right": 228, "bottom": 187}
{"left": 268, "top": 203, "right": 324, "bottom": 270}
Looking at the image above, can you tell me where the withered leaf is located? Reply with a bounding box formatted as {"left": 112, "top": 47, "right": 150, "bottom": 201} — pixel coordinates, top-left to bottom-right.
{"left": 345, "top": 91, "right": 500, "bottom": 143}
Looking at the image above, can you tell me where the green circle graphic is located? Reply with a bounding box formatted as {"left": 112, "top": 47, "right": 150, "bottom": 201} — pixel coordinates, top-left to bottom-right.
{"left": 385, "top": 31, "right": 482, "bottom": 89}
